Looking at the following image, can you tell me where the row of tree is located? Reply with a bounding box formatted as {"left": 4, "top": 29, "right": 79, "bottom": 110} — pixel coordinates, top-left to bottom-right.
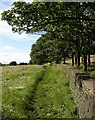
{"left": 10, "top": 61, "right": 28, "bottom": 66}
{"left": 30, "top": 33, "right": 69, "bottom": 65}
{"left": 0, "top": 62, "right": 28, "bottom": 66}
{"left": 1, "top": 2, "right": 95, "bottom": 71}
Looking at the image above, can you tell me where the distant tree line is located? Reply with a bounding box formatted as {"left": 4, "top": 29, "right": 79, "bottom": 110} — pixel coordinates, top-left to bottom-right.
{"left": 0, "top": 61, "right": 29, "bottom": 66}
{"left": 9, "top": 61, "right": 28, "bottom": 66}
{"left": 18, "top": 62, "right": 28, "bottom": 65}
{"left": 0, "top": 63, "right": 2, "bottom": 66}
{"left": 1, "top": 2, "right": 95, "bottom": 71}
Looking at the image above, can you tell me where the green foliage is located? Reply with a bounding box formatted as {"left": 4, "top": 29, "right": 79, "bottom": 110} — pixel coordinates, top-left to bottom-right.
{"left": 89, "top": 71, "right": 95, "bottom": 77}
{"left": 1, "top": 2, "right": 95, "bottom": 70}
{"left": 87, "top": 63, "right": 95, "bottom": 77}
{"left": 30, "top": 33, "right": 70, "bottom": 64}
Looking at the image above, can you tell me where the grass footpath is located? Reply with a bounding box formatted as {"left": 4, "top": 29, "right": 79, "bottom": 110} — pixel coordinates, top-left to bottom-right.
{"left": 2, "top": 64, "right": 79, "bottom": 119}
{"left": 2, "top": 65, "right": 44, "bottom": 119}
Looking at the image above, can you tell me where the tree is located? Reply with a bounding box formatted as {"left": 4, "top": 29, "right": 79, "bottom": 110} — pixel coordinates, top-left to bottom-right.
{"left": 1, "top": 2, "right": 95, "bottom": 71}
{"left": 9, "top": 61, "right": 17, "bottom": 66}
{"left": 18, "top": 62, "right": 28, "bottom": 65}
{"left": 0, "top": 63, "right": 2, "bottom": 66}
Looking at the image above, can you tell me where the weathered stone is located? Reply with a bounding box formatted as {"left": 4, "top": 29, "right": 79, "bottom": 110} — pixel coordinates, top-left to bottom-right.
{"left": 63, "top": 64, "right": 95, "bottom": 118}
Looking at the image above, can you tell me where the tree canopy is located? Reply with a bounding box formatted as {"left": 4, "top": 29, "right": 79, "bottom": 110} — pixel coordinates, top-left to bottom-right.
{"left": 1, "top": 2, "right": 95, "bottom": 71}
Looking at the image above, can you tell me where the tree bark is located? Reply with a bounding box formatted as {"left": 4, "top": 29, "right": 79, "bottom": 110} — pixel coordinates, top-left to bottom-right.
{"left": 88, "top": 53, "right": 90, "bottom": 66}
{"left": 75, "top": 52, "right": 77, "bottom": 65}
{"left": 83, "top": 52, "right": 87, "bottom": 71}
{"left": 72, "top": 53, "right": 74, "bottom": 66}
{"left": 77, "top": 51, "right": 80, "bottom": 66}
{"left": 63, "top": 57, "right": 66, "bottom": 64}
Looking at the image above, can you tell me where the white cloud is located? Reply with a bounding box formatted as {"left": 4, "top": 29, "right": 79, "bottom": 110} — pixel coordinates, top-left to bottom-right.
{"left": 0, "top": 12, "right": 30, "bottom": 41}
{"left": 0, "top": 0, "right": 33, "bottom": 3}
{"left": 13, "top": 0, "right": 33, "bottom": 2}
{"left": 0, "top": 3, "right": 40, "bottom": 64}
{"left": 0, "top": 52, "right": 30, "bottom": 64}
{"left": 0, "top": 10, "right": 41, "bottom": 42}
{"left": 3, "top": 45, "right": 15, "bottom": 50}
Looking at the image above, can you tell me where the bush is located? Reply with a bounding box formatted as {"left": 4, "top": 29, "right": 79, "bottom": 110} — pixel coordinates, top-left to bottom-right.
{"left": 89, "top": 71, "right": 95, "bottom": 77}
{"left": 18, "top": 62, "right": 28, "bottom": 65}
{"left": 9, "top": 61, "right": 17, "bottom": 66}
{"left": 0, "top": 62, "right": 2, "bottom": 66}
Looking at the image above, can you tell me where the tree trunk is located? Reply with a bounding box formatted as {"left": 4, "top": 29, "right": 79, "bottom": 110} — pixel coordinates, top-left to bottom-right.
{"left": 75, "top": 52, "right": 77, "bottom": 65}
{"left": 72, "top": 53, "right": 74, "bottom": 66}
{"left": 63, "top": 57, "right": 66, "bottom": 64}
{"left": 83, "top": 52, "right": 87, "bottom": 71}
{"left": 88, "top": 53, "right": 90, "bottom": 66}
{"left": 77, "top": 51, "right": 80, "bottom": 66}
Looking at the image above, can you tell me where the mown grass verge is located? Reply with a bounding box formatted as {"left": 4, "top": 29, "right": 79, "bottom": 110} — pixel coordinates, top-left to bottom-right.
{"left": 2, "top": 64, "right": 79, "bottom": 119}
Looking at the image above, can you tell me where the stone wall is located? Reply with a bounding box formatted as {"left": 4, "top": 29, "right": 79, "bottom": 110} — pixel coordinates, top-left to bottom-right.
{"left": 63, "top": 65, "right": 95, "bottom": 119}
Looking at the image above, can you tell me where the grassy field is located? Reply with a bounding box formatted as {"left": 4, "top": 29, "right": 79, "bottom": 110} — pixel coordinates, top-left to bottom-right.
{"left": 2, "top": 64, "right": 79, "bottom": 119}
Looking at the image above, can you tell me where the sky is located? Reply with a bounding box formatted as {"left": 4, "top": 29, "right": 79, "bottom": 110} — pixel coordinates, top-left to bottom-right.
{"left": 0, "top": 0, "right": 41, "bottom": 64}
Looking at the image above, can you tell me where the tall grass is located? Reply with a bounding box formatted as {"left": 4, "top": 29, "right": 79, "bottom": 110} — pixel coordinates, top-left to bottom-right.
{"left": 26, "top": 65, "right": 79, "bottom": 118}
{"left": 2, "top": 65, "right": 43, "bottom": 119}
{"left": 2, "top": 65, "right": 79, "bottom": 119}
